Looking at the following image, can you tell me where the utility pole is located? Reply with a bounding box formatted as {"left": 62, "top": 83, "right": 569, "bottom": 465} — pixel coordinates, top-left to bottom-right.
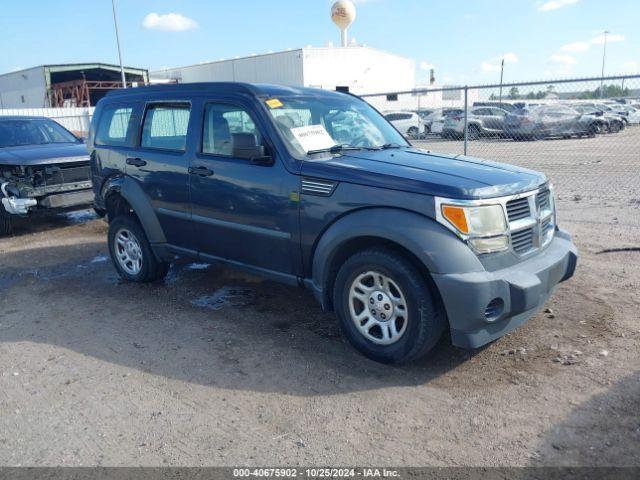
{"left": 599, "top": 30, "right": 609, "bottom": 98}
{"left": 498, "top": 58, "right": 505, "bottom": 104}
{"left": 111, "top": 0, "right": 127, "bottom": 88}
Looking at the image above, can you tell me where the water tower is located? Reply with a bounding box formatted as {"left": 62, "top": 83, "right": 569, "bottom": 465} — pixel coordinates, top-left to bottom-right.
{"left": 331, "top": 0, "right": 356, "bottom": 47}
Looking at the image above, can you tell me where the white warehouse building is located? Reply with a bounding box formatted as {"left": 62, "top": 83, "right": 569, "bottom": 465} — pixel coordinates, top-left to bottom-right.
{"left": 151, "top": 46, "right": 474, "bottom": 113}
{"left": 151, "top": 46, "right": 415, "bottom": 97}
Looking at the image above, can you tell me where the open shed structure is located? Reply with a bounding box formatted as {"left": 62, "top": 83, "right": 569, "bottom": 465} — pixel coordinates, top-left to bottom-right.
{"left": 0, "top": 63, "right": 148, "bottom": 108}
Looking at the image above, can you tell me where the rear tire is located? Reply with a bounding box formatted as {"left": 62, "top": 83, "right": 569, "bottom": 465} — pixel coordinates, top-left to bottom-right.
{"left": 108, "top": 215, "right": 169, "bottom": 283}
{"left": 333, "top": 248, "right": 446, "bottom": 364}
{"left": 0, "top": 206, "right": 12, "bottom": 236}
{"left": 407, "top": 127, "right": 420, "bottom": 138}
{"left": 467, "top": 125, "right": 480, "bottom": 141}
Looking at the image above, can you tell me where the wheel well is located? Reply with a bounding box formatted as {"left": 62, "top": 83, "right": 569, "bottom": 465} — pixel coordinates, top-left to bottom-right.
{"left": 105, "top": 191, "right": 136, "bottom": 223}
{"left": 323, "top": 236, "right": 440, "bottom": 312}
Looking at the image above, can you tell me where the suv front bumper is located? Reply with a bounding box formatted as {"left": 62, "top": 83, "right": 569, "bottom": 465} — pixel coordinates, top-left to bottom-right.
{"left": 431, "top": 228, "right": 578, "bottom": 349}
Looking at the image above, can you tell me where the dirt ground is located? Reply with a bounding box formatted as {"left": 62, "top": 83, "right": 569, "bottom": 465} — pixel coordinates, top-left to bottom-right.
{"left": 0, "top": 135, "right": 639, "bottom": 466}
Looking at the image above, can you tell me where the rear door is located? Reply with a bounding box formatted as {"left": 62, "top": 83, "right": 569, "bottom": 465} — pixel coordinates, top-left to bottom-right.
{"left": 127, "top": 101, "right": 195, "bottom": 249}
{"left": 188, "top": 98, "right": 299, "bottom": 278}
{"left": 488, "top": 108, "right": 508, "bottom": 131}
{"left": 92, "top": 102, "right": 140, "bottom": 199}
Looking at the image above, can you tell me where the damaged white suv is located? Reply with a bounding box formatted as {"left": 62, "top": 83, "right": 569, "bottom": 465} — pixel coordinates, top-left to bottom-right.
{"left": 0, "top": 116, "right": 93, "bottom": 235}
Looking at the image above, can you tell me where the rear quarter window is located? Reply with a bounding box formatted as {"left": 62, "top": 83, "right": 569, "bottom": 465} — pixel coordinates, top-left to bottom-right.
{"left": 95, "top": 105, "right": 134, "bottom": 147}
{"left": 141, "top": 103, "right": 191, "bottom": 152}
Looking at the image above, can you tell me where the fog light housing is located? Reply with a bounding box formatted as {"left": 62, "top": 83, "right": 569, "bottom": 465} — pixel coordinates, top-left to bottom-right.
{"left": 484, "top": 298, "right": 504, "bottom": 321}
{"left": 469, "top": 235, "right": 509, "bottom": 254}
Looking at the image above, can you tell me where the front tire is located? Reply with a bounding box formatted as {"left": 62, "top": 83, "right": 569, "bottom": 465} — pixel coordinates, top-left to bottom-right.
{"left": 333, "top": 248, "right": 446, "bottom": 364}
{"left": 108, "top": 215, "right": 169, "bottom": 282}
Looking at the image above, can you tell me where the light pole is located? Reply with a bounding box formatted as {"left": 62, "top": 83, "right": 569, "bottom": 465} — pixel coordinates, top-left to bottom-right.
{"left": 498, "top": 58, "right": 505, "bottom": 104}
{"left": 111, "top": 0, "right": 127, "bottom": 88}
{"left": 599, "top": 30, "right": 609, "bottom": 98}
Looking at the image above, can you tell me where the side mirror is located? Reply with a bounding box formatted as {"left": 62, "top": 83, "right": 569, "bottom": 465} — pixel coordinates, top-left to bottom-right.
{"left": 232, "top": 133, "right": 273, "bottom": 165}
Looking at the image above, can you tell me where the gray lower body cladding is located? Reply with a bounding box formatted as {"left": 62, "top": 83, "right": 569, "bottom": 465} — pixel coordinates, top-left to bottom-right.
{"left": 432, "top": 228, "right": 578, "bottom": 348}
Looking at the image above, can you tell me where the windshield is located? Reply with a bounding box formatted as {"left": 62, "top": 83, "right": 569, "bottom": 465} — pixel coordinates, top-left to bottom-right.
{"left": 264, "top": 95, "right": 409, "bottom": 157}
{"left": 0, "top": 118, "right": 79, "bottom": 148}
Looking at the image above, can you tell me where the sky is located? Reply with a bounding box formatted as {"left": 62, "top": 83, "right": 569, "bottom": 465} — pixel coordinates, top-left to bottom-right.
{"left": 1, "top": 0, "right": 638, "bottom": 85}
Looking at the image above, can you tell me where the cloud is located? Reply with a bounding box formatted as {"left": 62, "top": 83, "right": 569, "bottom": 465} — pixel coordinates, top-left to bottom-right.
{"left": 555, "top": 32, "right": 624, "bottom": 57}
{"left": 547, "top": 53, "right": 576, "bottom": 76}
{"left": 560, "top": 41, "right": 590, "bottom": 52}
{"left": 502, "top": 52, "right": 519, "bottom": 64}
{"left": 142, "top": 12, "right": 198, "bottom": 32}
{"left": 591, "top": 33, "right": 625, "bottom": 44}
{"left": 419, "top": 61, "right": 435, "bottom": 71}
{"left": 537, "top": 0, "right": 578, "bottom": 12}
{"left": 550, "top": 53, "right": 577, "bottom": 65}
{"left": 480, "top": 53, "right": 518, "bottom": 72}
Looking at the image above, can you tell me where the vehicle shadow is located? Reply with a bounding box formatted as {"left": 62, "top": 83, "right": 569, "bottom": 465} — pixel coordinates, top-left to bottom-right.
{"left": 0, "top": 242, "right": 477, "bottom": 396}
{"left": 531, "top": 372, "right": 640, "bottom": 466}
{"left": 4, "top": 208, "right": 98, "bottom": 238}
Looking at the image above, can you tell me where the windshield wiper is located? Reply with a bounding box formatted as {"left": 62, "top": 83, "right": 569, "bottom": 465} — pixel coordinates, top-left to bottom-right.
{"left": 365, "top": 143, "right": 404, "bottom": 151}
{"left": 307, "top": 144, "right": 362, "bottom": 155}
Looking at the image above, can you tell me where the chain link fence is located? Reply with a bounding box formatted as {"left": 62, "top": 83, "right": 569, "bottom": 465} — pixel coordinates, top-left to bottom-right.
{"left": 363, "top": 74, "right": 640, "bottom": 206}
{"left": 0, "top": 107, "right": 94, "bottom": 138}
{"left": 2, "top": 76, "right": 638, "bottom": 207}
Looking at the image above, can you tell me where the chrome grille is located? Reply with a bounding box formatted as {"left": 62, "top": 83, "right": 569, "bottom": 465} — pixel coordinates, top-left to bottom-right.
{"left": 541, "top": 217, "right": 553, "bottom": 239}
{"left": 506, "top": 197, "right": 531, "bottom": 222}
{"left": 537, "top": 189, "right": 551, "bottom": 210}
{"left": 301, "top": 178, "right": 336, "bottom": 196}
{"left": 511, "top": 227, "right": 535, "bottom": 254}
{"left": 505, "top": 186, "right": 555, "bottom": 257}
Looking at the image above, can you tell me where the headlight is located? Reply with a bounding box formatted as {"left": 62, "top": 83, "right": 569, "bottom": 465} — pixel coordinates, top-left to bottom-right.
{"left": 437, "top": 201, "right": 509, "bottom": 254}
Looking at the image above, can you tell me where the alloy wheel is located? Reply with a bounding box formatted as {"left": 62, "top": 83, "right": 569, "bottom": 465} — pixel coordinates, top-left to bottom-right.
{"left": 348, "top": 270, "right": 408, "bottom": 345}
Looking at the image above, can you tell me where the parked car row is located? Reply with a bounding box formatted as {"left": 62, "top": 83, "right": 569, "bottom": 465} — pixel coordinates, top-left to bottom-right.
{"left": 383, "top": 98, "right": 639, "bottom": 142}
{"left": 383, "top": 111, "right": 425, "bottom": 138}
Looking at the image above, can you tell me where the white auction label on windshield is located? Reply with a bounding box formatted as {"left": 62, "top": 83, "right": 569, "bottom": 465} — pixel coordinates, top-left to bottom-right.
{"left": 290, "top": 125, "right": 335, "bottom": 152}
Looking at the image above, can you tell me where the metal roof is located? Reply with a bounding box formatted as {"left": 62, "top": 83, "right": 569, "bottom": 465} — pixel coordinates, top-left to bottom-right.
{"left": 105, "top": 82, "right": 349, "bottom": 99}
{"left": 0, "top": 63, "right": 148, "bottom": 78}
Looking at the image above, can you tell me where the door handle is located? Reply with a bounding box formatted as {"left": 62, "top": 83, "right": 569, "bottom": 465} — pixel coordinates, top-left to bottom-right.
{"left": 189, "top": 166, "right": 214, "bottom": 177}
{"left": 126, "top": 157, "right": 147, "bottom": 167}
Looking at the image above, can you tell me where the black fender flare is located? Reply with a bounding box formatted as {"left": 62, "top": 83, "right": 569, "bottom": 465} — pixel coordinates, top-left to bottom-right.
{"left": 309, "top": 207, "right": 484, "bottom": 308}
{"left": 102, "top": 175, "right": 167, "bottom": 245}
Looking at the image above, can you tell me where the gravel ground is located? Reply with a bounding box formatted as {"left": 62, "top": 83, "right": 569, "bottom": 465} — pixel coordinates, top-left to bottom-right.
{"left": 0, "top": 131, "right": 638, "bottom": 467}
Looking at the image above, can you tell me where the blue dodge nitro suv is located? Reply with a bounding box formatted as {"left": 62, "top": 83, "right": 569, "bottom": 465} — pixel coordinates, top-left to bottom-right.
{"left": 89, "top": 83, "right": 577, "bottom": 364}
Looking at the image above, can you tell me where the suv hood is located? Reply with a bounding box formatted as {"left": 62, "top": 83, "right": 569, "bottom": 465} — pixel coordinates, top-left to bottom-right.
{"left": 301, "top": 147, "right": 546, "bottom": 199}
{"left": 0, "top": 143, "right": 89, "bottom": 166}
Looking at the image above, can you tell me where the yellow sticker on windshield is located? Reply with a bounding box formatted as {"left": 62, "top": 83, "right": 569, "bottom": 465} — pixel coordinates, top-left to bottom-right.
{"left": 266, "top": 98, "right": 283, "bottom": 109}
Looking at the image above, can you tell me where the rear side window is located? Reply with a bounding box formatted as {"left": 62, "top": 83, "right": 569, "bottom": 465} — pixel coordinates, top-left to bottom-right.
{"left": 95, "top": 105, "right": 134, "bottom": 146}
{"left": 141, "top": 103, "right": 190, "bottom": 151}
